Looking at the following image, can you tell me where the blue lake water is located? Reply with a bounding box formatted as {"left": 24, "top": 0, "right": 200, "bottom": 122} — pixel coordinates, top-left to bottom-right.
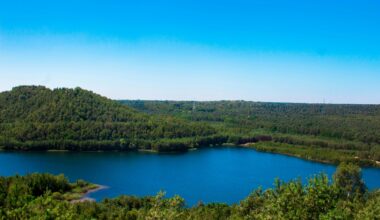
{"left": 0, "top": 147, "right": 379, "bottom": 206}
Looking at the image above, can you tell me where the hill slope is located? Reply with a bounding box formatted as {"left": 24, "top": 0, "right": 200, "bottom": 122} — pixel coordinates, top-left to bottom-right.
{"left": 0, "top": 86, "right": 219, "bottom": 151}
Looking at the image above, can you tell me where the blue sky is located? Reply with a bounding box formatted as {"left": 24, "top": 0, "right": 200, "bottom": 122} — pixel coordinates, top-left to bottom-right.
{"left": 0, "top": 0, "right": 379, "bottom": 103}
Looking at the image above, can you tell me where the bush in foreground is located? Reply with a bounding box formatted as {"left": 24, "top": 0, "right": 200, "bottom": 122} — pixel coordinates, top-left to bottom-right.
{"left": 0, "top": 163, "right": 379, "bottom": 219}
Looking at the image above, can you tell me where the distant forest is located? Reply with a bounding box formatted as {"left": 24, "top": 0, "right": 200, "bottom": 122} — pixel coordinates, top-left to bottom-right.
{"left": 121, "top": 100, "right": 380, "bottom": 166}
{"left": 0, "top": 86, "right": 379, "bottom": 166}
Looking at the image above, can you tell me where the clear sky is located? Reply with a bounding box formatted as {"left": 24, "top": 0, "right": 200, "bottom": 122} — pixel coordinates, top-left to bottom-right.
{"left": 1, "top": 0, "right": 379, "bottom": 103}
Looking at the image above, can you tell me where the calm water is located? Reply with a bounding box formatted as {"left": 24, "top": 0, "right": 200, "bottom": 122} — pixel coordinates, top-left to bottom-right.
{"left": 0, "top": 147, "right": 379, "bottom": 205}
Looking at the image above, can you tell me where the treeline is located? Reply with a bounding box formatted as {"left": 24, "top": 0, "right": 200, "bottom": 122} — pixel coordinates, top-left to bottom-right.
{"left": 122, "top": 100, "right": 380, "bottom": 144}
{"left": 0, "top": 135, "right": 229, "bottom": 152}
{"left": 0, "top": 86, "right": 220, "bottom": 152}
{"left": 1, "top": 163, "right": 379, "bottom": 219}
{"left": 122, "top": 100, "right": 380, "bottom": 164}
{"left": 272, "top": 134, "right": 380, "bottom": 161}
{"left": 2, "top": 86, "right": 380, "bottom": 164}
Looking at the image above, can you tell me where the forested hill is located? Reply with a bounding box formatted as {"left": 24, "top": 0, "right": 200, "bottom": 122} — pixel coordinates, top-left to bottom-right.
{"left": 0, "top": 86, "right": 139, "bottom": 123}
{"left": 1, "top": 86, "right": 380, "bottom": 165}
{"left": 121, "top": 100, "right": 380, "bottom": 166}
{"left": 0, "top": 86, "right": 219, "bottom": 151}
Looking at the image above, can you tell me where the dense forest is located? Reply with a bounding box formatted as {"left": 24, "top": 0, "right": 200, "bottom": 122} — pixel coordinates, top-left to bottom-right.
{"left": 122, "top": 100, "right": 380, "bottom": 166}
{"left": 0, "top": 163, "right": 379, "bottom": 219}
{"left": 1, "top": 86, "right": 380, "bottom": 166}
{"left": 0, "top": 86, "right": 221, "bottom": 152}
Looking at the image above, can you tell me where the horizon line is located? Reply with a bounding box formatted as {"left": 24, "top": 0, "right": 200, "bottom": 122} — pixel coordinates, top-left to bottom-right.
{"left": 2, "top": 85, "right": 379, "bottom": 106}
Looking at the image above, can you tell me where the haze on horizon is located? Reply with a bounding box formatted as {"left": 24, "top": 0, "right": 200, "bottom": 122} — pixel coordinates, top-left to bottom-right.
{"left": 1, "top": 0, "right": 380, "bottom": 104}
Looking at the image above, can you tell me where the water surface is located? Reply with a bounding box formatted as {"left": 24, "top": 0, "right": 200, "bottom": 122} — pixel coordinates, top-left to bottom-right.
{"left": 0, "top": 147, "right": 379, "bottom": 205}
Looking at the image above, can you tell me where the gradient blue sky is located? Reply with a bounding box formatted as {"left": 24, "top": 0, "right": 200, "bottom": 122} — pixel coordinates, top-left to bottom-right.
{"left": 1, "top": 0, "right": 379, "bottom": 103}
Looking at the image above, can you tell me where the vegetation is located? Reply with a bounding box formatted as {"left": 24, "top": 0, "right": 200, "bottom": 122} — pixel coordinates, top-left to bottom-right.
{"left": 0, "top": 163, "right": 379, "bottom": 219}
{"left": 0, "top": 86, "right": 219, "bottom": 152}
{"left": 0, "top": 173, "right": 97, "bottom": 214}
{"left": 122, "top": 100, "right": 380, "bottom": 166}
{"left": 1, "top": 86, "right": 380, "bottom": 166}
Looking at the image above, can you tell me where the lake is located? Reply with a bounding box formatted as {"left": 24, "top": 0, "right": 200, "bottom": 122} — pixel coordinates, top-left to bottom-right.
{"left": 0, "top": 147, "right": 379, "bottom": 206}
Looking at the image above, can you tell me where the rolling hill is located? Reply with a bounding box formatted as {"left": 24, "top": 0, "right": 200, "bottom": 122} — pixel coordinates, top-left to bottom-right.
{"left": 0, "top": 86, "right": 219, "bottom": 151}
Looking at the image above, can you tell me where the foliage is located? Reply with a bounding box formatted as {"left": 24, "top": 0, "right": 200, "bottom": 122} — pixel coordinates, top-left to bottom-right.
{"left": 0, "top": 164, "right": 379, "bottom": 219}
{"left": 1, "top": 86, "right": 380, "bottom": 165}
{"left": 0, "top": 86, "right": 218, "bottom": 152}
{"left": 333, "top": 162, "right": 366, "bottom": 199}
{"left": 122, "top": 100, "right": 380, "bottom": 166}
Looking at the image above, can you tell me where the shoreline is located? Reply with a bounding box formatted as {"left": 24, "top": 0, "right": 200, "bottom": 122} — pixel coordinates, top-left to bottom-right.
{"left": 70, "top": 185, "right": 108, "bottom": 203}
{"left": 1, "top": 144, "right": 379, "bottom": 168}
{"left": 239, "top": 143, "right": 380, "bottom": 168}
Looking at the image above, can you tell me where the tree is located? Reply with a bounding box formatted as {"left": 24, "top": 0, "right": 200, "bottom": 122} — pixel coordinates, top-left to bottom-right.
{"left": 333, "top": 163, "right": 366, "bottom": 199}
